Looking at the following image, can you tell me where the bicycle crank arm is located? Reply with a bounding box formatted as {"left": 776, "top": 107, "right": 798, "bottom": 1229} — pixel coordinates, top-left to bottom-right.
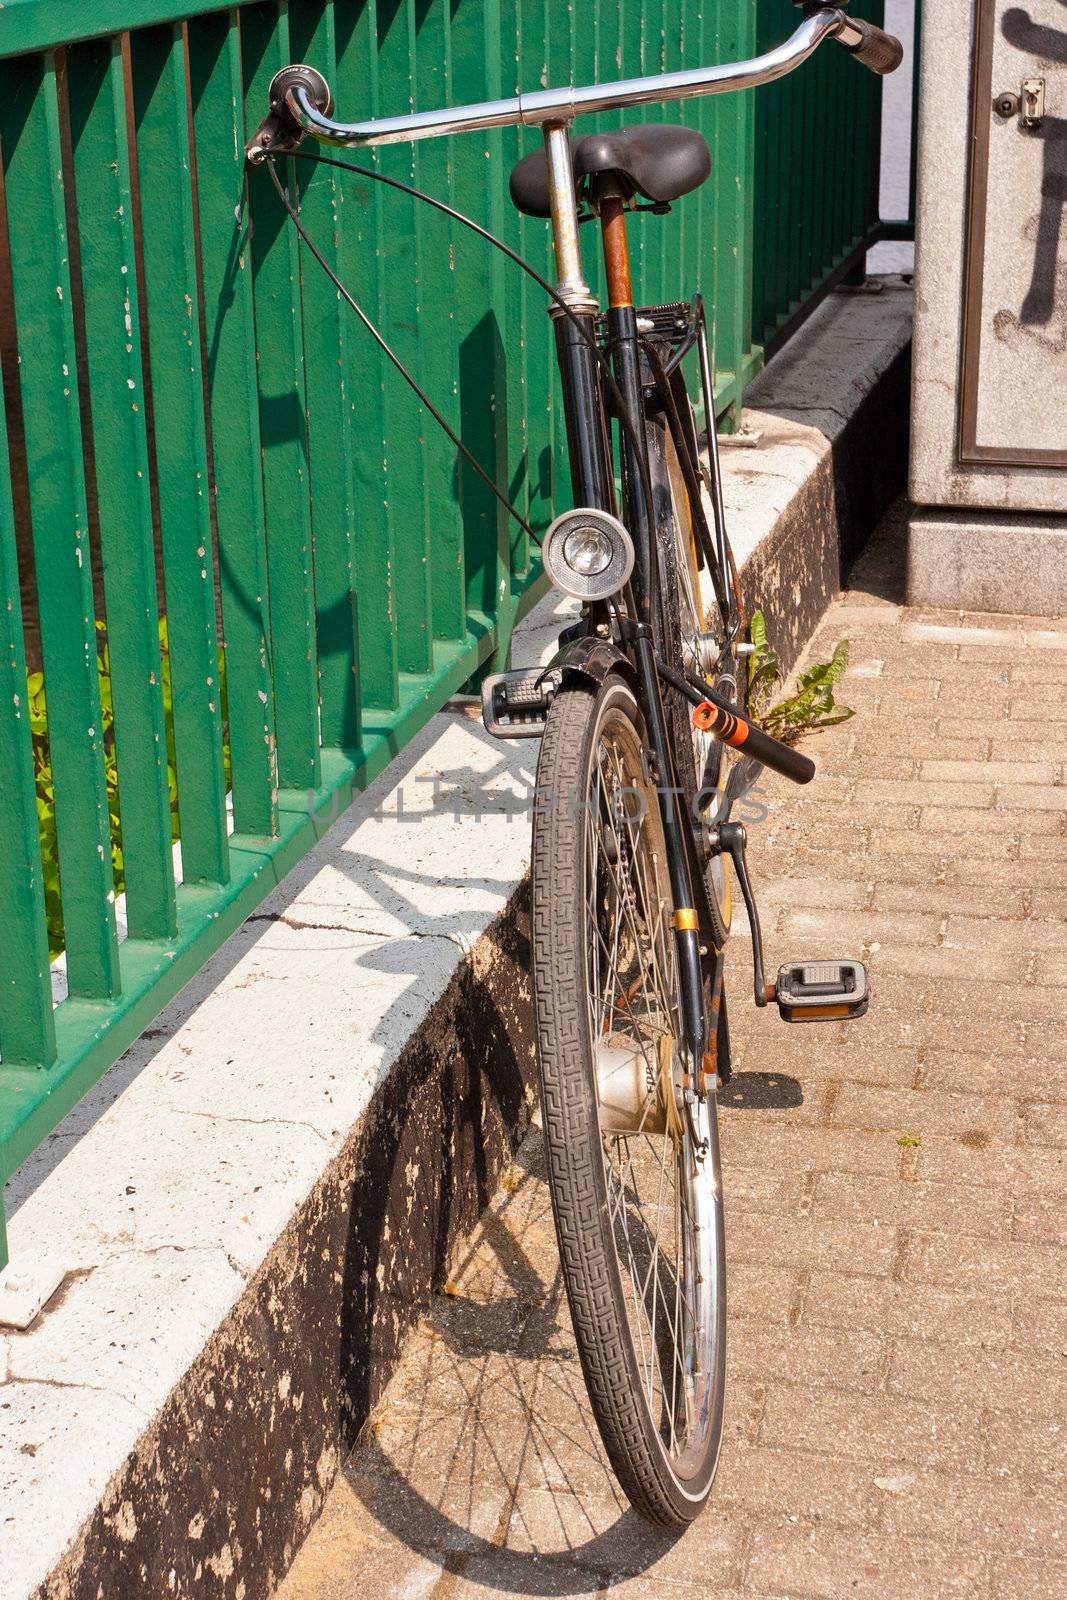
{"left": 716, "top": 820, "right": 868, "bottom": 1022}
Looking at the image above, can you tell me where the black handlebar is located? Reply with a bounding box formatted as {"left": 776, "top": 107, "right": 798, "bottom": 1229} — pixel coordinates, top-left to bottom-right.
{"left": 839, "top": 16, "right": 904, "bottom": 75}
{"left": 655, "top": 659, "right": 816, "bottom": 786}
{"left": 693, "top": 696, "right": 817, "bottom": 785}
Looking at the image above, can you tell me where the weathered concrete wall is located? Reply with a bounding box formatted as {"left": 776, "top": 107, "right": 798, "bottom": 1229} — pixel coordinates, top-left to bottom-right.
{"left": 34, "top": 888, "right": 536, "bottom": 1600}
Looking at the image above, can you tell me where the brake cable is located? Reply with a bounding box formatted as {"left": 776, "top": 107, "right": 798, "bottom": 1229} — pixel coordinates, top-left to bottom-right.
{"left": 265, "top": 156, "right": 540, "bottom": 548}
{"left": 262, "top": 146, "right": 661, "bottom": 552}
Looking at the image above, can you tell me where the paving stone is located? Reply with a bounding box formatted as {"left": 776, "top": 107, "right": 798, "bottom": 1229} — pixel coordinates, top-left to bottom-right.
{"left": 722, "top": 1121, "right": 907, "bottom": 1181}
{"left": 1031, "top": 948, "right": 1067, "bottom": 986}
{"left": 831, "top": 1083, "right": 1010, "bottom": 1142}
{"left": 919, "top": 1049, "right": 1046, "bottom": 1101}
{"left": 868, "top": 942, "right": 1030, "bottom": 984}
{"left": 982, "top": 1410, "right": 1066, "bottom": 1484}
{"left": 757, "top": 876, "right": 873, "bottom": 911}
{"left": 1022, "top": 1101, "right": 1067, "bottom": 1149}
{"left": 1027, "top": 893, "right": 1067, "bottom": 921}
{"left": 758, "top": 1384, "right": 978, "bottom": 1472}
{"left": 726, "top": 1316, "right": 889, "bottom": 1400}
{"left": 722, "top": 1166, "right": 811, "bottom": 1219}
{"left": 990, "top": 1554, "right": 1067, "bottom": 1599}
{"left": 856, "top": 779, "right": 998, "bottom": 809}
{"left": 713, "top": 1443, "right": 883, "bottom": 1531}
{"left": 914, "top": 977, "right": 1063, "bottom": 1024}
{"left": 887, "top": 1339, "right": 1067, "bottom": 1415}
{"left": 871, "top": 880, "right": 1026, "bottom": 918}
{"left": 779, "top": 907, "right": 943, "bottom": 947}
{"left": 1009, "top": 1294, "right": 1067, "bottom": 1354}
{"left": 877, "top": 1468, "right": 1067, "bottom": 1557}
{"left": 921, "top": 759, "right": 1058, "bottom": 785}
{"left": 799, "top": 1271, "right": 1013, "bottom": 1348}
{"left": 912, "top": 1134, "right": 1022, "bottom": 1191}
{"left": 813, "top": 1171, "right": 1012, "bottom": 1241}
{"left": 952, "top": 854, "right": 1065, "bottom": 888}
{"left": 868, "top": 827, "right": 1013, "bottom": 863}
{"left": 726, "top": 1213, "right": 898, "bottom": 1277}
{"left": 906, "top": 1233, "right": 1067, "bottom": 1298}
{"left": 996, "top": 784, "right": 1067, "bottom": 812}
{"left": 943, "top": 912, "right": 1067, "bottom": 951}
{"left": 744, "top": 1523, "right": 989, "bottom": 1599}
{"left": 1018, "top": 831, "right": 1067, "bottom": 859}
{"left": 727, "top": 1262, "right": 804, "bottom": 1326}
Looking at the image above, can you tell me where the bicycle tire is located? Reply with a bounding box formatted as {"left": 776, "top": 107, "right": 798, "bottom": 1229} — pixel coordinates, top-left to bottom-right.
{"left": 532, "top": 673, "right": 728, "bottom": 1527}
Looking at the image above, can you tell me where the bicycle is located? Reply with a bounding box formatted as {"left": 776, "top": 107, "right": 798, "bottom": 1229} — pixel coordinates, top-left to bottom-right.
{"left": 247, "top": 1, "right": 900, "bottom": 1528}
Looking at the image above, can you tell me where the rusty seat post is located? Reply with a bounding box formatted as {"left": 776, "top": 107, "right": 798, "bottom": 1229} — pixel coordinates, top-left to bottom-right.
{"left": 598, "top": 182, "right": 634, "bottom": 309}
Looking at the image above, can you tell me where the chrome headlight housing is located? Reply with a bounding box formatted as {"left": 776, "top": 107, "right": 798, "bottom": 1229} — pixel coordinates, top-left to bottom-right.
{"left": 542, "top": 508, "right": 635, "bottom": 602}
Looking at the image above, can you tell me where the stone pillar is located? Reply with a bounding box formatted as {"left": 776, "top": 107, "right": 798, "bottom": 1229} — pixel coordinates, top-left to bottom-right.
{"left": 908, "top": 0, "right": 1067, "bottom": 614}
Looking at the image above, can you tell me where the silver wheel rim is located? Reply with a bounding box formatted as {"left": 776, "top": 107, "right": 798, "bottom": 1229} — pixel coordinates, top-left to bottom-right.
{"left": 583, "top": 701, "right": 722, "bottom": 1480}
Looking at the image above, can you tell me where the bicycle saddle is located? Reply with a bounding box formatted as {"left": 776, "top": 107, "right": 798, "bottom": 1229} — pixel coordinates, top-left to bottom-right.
{"left": 509, "top": 123, "right": 711, "bottom": 217}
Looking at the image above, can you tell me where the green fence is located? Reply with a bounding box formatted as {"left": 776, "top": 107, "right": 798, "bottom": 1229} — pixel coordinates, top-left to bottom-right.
{"left": 0, "top": 0, "right": 888, "bottom": 1263}
{"left": 752, "top": 0, "right": 889, "bottom": 355}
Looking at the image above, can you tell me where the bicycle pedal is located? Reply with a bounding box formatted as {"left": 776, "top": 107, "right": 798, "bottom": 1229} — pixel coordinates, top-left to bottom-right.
{"left": 774, "top": 960, "right": 869, "bottom": 1023}
{"left": 481, "top": 667, "right": 562, "bottom": 740}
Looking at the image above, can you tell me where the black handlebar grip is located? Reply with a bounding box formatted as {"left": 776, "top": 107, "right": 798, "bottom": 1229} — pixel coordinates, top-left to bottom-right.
{"left": 693, "top": 700, "right": 816, "bottom": 785}
{"left": 842, "top": 17, "right": 904, "bottom": 75}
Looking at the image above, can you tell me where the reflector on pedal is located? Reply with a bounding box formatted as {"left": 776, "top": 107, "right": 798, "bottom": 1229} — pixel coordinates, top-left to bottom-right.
{"left": 774, "top": 960, "right": 868, "bottom": 1023}
{"left": 481, "top": 667, "right": 562, "bottom": 740}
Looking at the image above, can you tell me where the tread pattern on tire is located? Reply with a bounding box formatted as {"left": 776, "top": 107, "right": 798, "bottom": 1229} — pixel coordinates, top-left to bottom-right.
{"left": 532, "top": 676, "right": 722, "bottom": 1528}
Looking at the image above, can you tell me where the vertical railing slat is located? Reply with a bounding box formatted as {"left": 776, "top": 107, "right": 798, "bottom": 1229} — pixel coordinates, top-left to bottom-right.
{"left": 130, "top": 22, "right": 230, "bottom": 886}
{"left": 241, "top": 2, "right": 321, "bottom": 792}
{"left": 0, "top": 53, "right": 121, "bottom": 999}
{"left": 287, "top": 0, "right": 362, "bottom": 754}
{"left": 0, "top": 364, "right": 57, "bottom": 1067}
{"left": 425, "top": 0, "right": 469, "bottom": 640}
{"left": 449, "top": 0, "right": 509, "bottom": 662}
{"left": 67, "top": 35, "right": 178, "bottom": 941}
{"left": 187, "top": 9, "right": 278, "bottom": 837}
{"left": 334, "top": 0, "right": 399, "bottom": 717}
{"left": 374, "top": 0, "right": 435, "bottom": 678}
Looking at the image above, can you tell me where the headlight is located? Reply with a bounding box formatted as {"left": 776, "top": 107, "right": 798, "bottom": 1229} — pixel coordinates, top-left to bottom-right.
{"left": 542, "top": 508, "right": 635, "bottom": 601}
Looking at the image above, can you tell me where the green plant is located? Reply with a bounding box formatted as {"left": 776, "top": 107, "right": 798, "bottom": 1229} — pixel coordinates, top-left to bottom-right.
{"left": 747, "top": 609, "right": 854, "bottom": 747}
{"left": 30, "top": 618, "right": 228, "bottom": 960}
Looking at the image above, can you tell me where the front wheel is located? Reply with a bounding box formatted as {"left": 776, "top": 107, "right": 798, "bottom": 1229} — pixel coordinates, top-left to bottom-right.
{"left": 532, "top": 673, "right": 727, "bottom": 1527}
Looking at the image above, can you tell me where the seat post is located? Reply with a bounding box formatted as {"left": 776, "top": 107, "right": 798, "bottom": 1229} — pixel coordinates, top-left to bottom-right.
{"left": 599, "top": 190, "right": 633, "bottom": 309}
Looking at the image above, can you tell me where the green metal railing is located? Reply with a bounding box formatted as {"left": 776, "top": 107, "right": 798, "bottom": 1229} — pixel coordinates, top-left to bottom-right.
{"left": 0, "top": 0, "right": 888, "bottom": 1264}
{"left": 752, "top": 0, "right": 891, "bottom": 355}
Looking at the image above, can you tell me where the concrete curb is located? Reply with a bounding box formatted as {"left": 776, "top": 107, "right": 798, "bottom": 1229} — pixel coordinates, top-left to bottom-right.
{"left": 1, "top": 280, "right": 911, "bottom": 1600}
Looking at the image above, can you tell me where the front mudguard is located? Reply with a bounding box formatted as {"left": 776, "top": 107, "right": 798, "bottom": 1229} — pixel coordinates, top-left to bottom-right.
{"left": 551, "top": 634, "right": 638, "bottom": 693}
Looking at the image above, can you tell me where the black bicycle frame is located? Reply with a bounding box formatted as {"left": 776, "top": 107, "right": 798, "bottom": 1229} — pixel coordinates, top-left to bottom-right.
{"left": 550, "top": 291, "right": 716, "bottom": 1073}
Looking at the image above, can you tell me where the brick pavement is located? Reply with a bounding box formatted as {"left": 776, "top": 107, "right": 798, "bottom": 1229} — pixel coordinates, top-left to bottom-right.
{"left": 277, "top": 508, "right": 1067, "bottom": 1600}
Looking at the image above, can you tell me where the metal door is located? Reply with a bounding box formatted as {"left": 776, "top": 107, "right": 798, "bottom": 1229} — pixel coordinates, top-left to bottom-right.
{"left": 960, "top": 0, "right": 1067, "bottom": 467}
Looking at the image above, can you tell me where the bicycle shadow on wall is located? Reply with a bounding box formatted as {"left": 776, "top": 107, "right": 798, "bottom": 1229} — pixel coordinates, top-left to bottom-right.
{"left": 335, "top": 1118, "right": 702, "bottom": 1590}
